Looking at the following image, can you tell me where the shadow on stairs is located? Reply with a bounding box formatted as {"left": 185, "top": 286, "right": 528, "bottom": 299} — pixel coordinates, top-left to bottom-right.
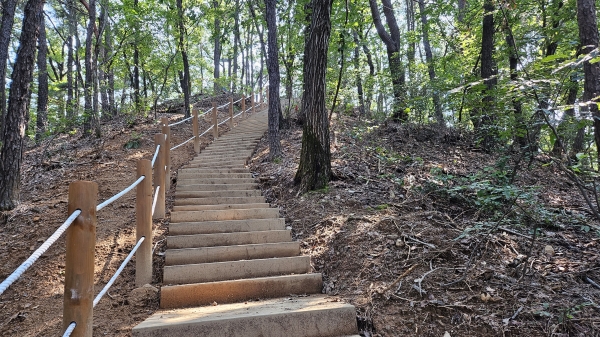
{"left": 132, "top": 109, "right": 359, "bottom": 337}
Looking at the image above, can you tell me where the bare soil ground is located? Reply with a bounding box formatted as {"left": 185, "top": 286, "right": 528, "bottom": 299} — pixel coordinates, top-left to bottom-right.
{"left": 0, "top": 95, "right": 238, "bottom": 336}
{"left": 249, "top": 111, "right": 600, "bottom": 337}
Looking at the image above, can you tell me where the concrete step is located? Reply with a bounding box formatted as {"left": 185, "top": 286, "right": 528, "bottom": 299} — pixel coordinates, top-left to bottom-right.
{"left": 132, "top": 295, "right": 357, "bottom": 337}
{"left": 175, "top": 190, "right": 262, "bottom": 199}
{"left": 173, "top": 203, "right": 269, "bottom": 211}
{"left": 163, "top": 256, "right": 311, "bottom": 284}
{"left": 160, "top": 273, "right": 322, "bottom": 308}
{"left": 176, "top": 183, "right": 258, "bottom": 192}
{"left": 167, "top": 229, "right": 291, "bottom": 249}
{"left": 171, "top": 208, "right": 278, "bottom": 223}
{"left": 168, "top": 218, "right": 285, "bottom": 235}
{"left": 183, "top": 162, "right": 248, "bottom": 169}
{"left": 183, "top": 164, "right": 247, "bottom": 169}
{"left": 190, "top": 155, "right": 251, "bottom": 163}
{"left": 177, "top": 173, "right": 253, "bottom": 179}
{"left": 174, "top": 197, "right": 264, "bottom": 206}
{"left": 165, "top": 242, "right": 300, "bottom": 265}
{"left": 179, "top": 168, "right": 250, "bottom": 175}
{"left": 176, "top": 178, "right": 255, "bottom": 185}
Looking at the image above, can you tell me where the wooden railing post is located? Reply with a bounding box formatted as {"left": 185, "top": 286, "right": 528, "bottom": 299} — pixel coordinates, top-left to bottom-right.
{"left": 229, "top": 97, "right": 234, "bottom": 128}
{"left": 153, "top": 134, "right": 166, "bottom": 219}
{"left": 212, "top": 102, "right": 218, "bottom": 138}
{"left": 160, "top": 118, "right": 171, "bottom": 190}
{"left": 193, "top": 109, "right": 199, "bottom": 154}
{"left": 242, "top": 94, "right": 246, "bottom": 119}
{"left": 63, "top": 181, "right": 98, "bottom": 337}
{"left": 136, "top": 159, "right": 152, "bottom": 286}
{"left": 251, "top": 92, "right": 256, "bottom": 114}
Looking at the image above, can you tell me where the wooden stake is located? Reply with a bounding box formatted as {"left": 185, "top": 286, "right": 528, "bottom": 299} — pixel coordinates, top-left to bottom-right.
{"left": 212, "top": 102, "right": 218, "bottom": 138}
{"left": 136, "top": 159, "right": 152, "bottom": 286}
{"left": 193, "top": 109, "right": 199, "bottom": 153}
{"left": 229, "top": 97, "right": 234, "bottom": 128}
{"left": 63, "top": 181, "right": 98, "bottom": 337}
{"left": 153, "top": 134, "right": 166, "bottom": 219}
{"left": 242, "top": 94, "right": 246, "bottom": 119}
{"left": 161, "top": 118, "right": 171, "bottom": 190}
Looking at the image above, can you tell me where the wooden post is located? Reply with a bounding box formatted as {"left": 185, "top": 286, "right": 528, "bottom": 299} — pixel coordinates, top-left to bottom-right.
{"left": 212, "top": 102, "right": 218, "bottom": 138}
{"left": 193, "top": 109, "right": 199, "bottom": 153}
{"left": 63, "top": 181, "right": 98, "bottom": 337}
{"left": 153, "top": 134, "right": 166, "bottom": 219}
{"left": 251, "top": 92, "right": 256, "bottom": 114}
{"left": 229, "top": 97, "right": 234, "bottom": 128}
{"left": 241, "top": 94, "right": 246, "bottom": 119}
{"left": 160, "top": 118, "right": 171, "bottom": 191}
{"left": 136, "top": 159, "right": 152, "bottom": 286}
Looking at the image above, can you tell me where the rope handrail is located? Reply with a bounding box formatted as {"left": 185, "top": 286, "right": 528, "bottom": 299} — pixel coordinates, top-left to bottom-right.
{"left": 151, "top": 186, "right": 160, "bottom": 216}
{"left": 97, "top": 176, "right": 145, "bottom": 211}
{"left": 233, "top": 111, "right": 243, "bottom": 119}
{"left": 93, "top": 237, "right": 145, "bottom": 308}
{"left": 217, "top": 117, "right": 230, "bottom": 126}
{"left": 151, "top": 145, "right": 160, "bottom": 168}
{"left": 0, "top": 210, "right": 82, "bottom": 296}
{"left": 201, "top": 108, "right": 212, "bottom": 116}
{"left": 171, "top": 136, "right": 195, "bottom": 151}
{"left": 168, "top": 115, "right": 193, "bottom": 127}
{"left": 233, "top": 97, "right": 242, "bottom": 105}
{"left": 216, "top": 102, "right": 230, "bottom": 110}
{"left": 199, "top": 125, "right": 214, "bottom": 137}
{"left": 62, "top": 322, "right": 76, "bottom": 337}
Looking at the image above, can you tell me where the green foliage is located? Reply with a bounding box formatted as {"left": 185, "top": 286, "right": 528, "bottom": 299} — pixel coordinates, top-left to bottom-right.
{"left": 123, "top": 132, "right": 142, "bottom": 149}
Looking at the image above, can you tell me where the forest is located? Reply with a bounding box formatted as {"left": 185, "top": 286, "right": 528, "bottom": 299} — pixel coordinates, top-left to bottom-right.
{"left": 0, "top": 0, "right": 599, "bottom": 335}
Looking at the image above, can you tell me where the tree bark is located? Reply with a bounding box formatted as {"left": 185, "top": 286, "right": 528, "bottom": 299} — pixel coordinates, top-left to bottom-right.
{"left": 265, "top": 0, "right": 281, "bottom": 159}
{"left": 294, "top": 0, "right": 333, "bottom": 191}
{"left": 577, "top": 0, "right": 600, "bottom": 162}
{"left": 368, "top": 0, "right": 406, "bottom": 121}
{"left": 418, "top": 0, "right": 443, "bottom": 125}
{"left": 66, "top": 0, "right": 76, "bottom": 119}
{"left": 475, "top": 0, "right": 497, "bottom": 150}
{"left": 0, "top": 0, "right": 44, "bottom": 210}
{"left": 36, "top": 13, "right": 48, "bottom": 142}
{"left": 213, "top": 0, "right": 221, "bottom": 94}
{"left": 0, "top": 0, "right": 20, "bottom": 135}
{"left": 232, "top": 0, "right": 240, "bottom": 93}
{"left": 352, "top": 31, "right": 365, "bottom": 117}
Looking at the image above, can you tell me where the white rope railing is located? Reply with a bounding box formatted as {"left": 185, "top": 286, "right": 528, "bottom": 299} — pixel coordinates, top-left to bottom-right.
{"left": 0, "top": 210, "right": 82, "bottom": 296}
{"left": 93, "top": 237, "right": 145, "bottom": 307}
{"left": 151, "top": 186, "right": 160, "bottom": 217}
{"left": 96, "top": 176, "right": 145, "bottom": 211}
{"left": 151, "top": 145, "right": 160, "bottom": 168}
{"left": 199, "top": 125, "right": 214, "bottom": 137}
{"left": 62, "top": 322, "right": 76, "bottom": 337}
{"left": 233, "top": 111, "right": 243, "bottom": 119}
{"left": 233, "top": 97, "right": 242, "bottom": 105}
{"left": 216, "top": 102, "right": 230, "bottom": 110}
{"left": 168, "top": 115, "right": 193, "bottom": 127}
{"left": 201, "top": 108, "right": 212, "bottom": 116}
{"left": 171, "top": 136, "right": 195, "bottom": 151}
{"left": 218, "top": 117, "right": 231, "bottom": 126}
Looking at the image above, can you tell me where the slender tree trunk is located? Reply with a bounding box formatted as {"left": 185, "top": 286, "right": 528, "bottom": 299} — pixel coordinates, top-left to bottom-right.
{"left": 405, "top": 0, "right": 415, "bottom": 99}
{"left": 0, "top": 0, "right": 44, "bottom": 210}
{"left": 98, "top": 3, "right": 109, "bottom": 118}
{"left": 232, "top": 0, "right": 240, "bottom": 93}
{"left": 177, "top": 0, "right": 191, "bottom": 117}
{"left": 265, "top": 0, "right": 281, "bottom": 159}
{"left": 82, "top": 0, "right": 98, "bottom": 136}
{"left": 577, "top": 0, "right": 600, "bottom": 163}
{"left": 358, "top": 30, "right": 375, "bottom": 117}
{"left": 105, "top": 17, "right": 115, "bottom": 116}
{"left": 368, "top": 0, "right": 406, "bottom": 121}
{"left": 476, "top": 0, "right": 497, "bottom": 150}
{"left": 295, "top": 0, "right": 333, "bottom": 192}
{"left": 503, "top": 21, "right": 526, "bottom": 148}
{"left": 0, "top": 0, "right": 19, "bottom": 135}
{"left": 213, "top": 0, "right": 221, "bottom": 94}
{"left": 36, "top": 13, "right": 48, "bottom": 142}
{"left": 66, "top": 0, "right": 76, "bottom": 120}
{"left": 352, "top": 31, "right": 365, "bottom": 117}
{"left": 418, "top": 0, "right": 443, "bottom": 125}
{"left": 458, "top": 0, "right": 466, "bottom": 23}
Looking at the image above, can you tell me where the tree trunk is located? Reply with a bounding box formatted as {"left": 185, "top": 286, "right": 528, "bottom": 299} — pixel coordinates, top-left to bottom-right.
{"left": 368, "top": 0, "right": 406, "bottom": 121}
{"left": 0, "top": 0, "right": 44, "bottom": 210}
{"left": 503, "top": 21, "right": 526, "bottom": 148}
{"left": 476, "top": 0, "right": 497, "bottom": 150}
{"left": 418, "top": 0, "right": 443, "bottom": 125}
{"left": 458, "top": 0, "right": 466, "bottom": 23}
{"left": 577, "top": 0, "right": 600, "bottom": 163}
{"left": 232, "top": 0, "right": 240, "bottom": 93}
{"left": 105, "top": 17, "right": 116, "bottom": 116}
{"left": 294, "top": 0, "right": 333, "bottom": 192}
{"left": 213, "top": 0, "right": 221, "bottom": 94}
{"left": 352, "top": 31, "right": 365, "bottom": 117}
{"left": 357, "top": 29, "right": 375, "bottom": 117}
{"left": 66, "top": 0, "right": 76, "bottom": 119}
{"left": 265, "top": 0, "right": 281, "bottom": 159}
{"left": 177, "top": 0, "right": 191, "bottom": 117}
{"left": 36, "top": 13, "right": 48, "bottom": 142}
{"left": 83, "top": 0, "right": 98, "bottom": 137}
{"left": 0, "top": 0, "right": 20, "bottom": 136}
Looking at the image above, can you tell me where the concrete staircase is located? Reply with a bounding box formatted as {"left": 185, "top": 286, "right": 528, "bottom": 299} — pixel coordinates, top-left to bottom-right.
{"left": 133, "top": 110, "right": 358, "bottom": 337}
